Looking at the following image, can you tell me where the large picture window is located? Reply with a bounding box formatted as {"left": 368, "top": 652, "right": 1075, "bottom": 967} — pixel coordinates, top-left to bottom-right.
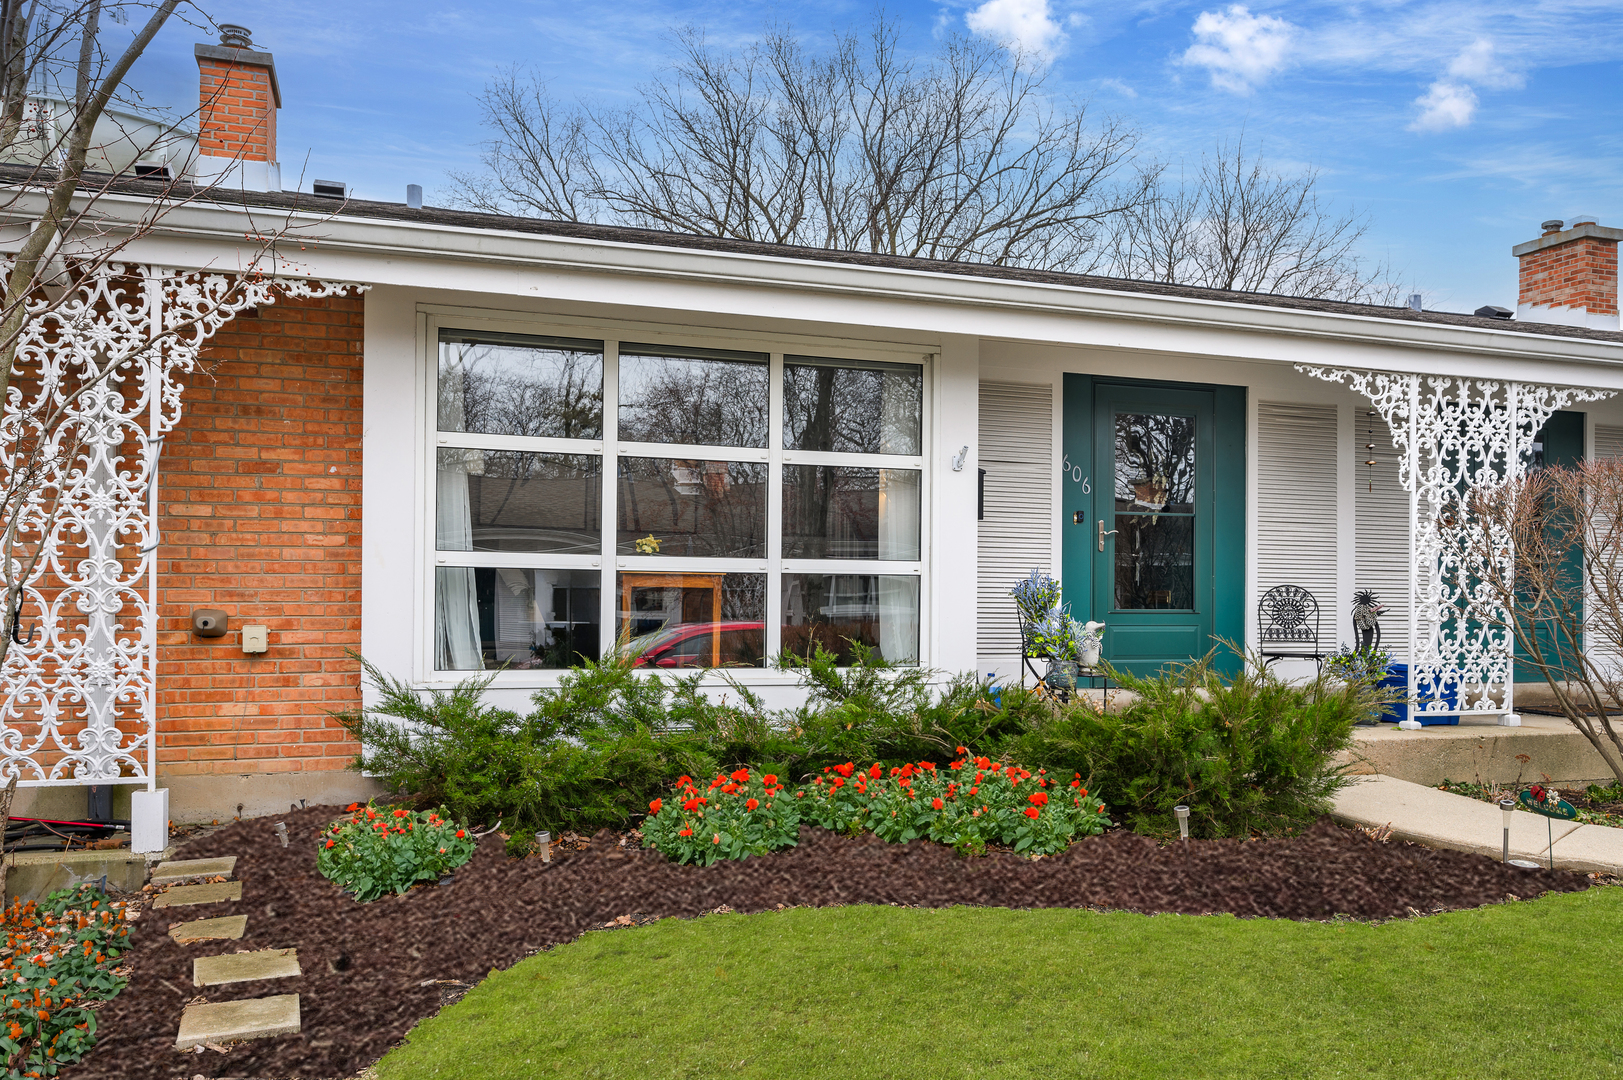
{"left": 430, "top": 327, "right": 926, "bottom": 675}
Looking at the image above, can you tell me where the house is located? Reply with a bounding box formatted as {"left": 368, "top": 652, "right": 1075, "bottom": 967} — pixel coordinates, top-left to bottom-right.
{"left": 5, "top": 27, "right": 1623, "bottom": 830}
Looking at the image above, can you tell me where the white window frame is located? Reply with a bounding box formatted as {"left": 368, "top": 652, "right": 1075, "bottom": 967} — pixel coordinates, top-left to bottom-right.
{"left": 415, "top": 308, "right": 933, "bottom": 688}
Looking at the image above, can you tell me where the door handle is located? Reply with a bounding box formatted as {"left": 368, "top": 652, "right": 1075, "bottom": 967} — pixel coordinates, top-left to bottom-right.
{"left": 1098, "top": 519, "right": 1118, "bottom": 552}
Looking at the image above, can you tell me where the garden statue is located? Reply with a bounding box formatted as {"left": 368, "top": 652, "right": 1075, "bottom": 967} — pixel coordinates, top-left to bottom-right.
{"left": 1352, "top": 590, "right": 1386, "bottom": 650}
{"left": 1078, "top": 621, "right": 1105, "bottom": 667}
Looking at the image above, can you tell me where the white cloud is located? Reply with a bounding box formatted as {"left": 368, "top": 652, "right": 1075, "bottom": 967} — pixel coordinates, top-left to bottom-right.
{"left": 965, "top": 0, "right": 1069, "bottom": 62}
{"left": 1410, "top": 80, "right": 1479, "bottom": 131}
{"left": 1098, "top": 77, "right": 1138, "bottom": 98}
{"left": 1181, "top": 5, "right": 1295, "bottom": 94}
{"left": 1408, "top": 38, "right": 1521, "bottom": 132}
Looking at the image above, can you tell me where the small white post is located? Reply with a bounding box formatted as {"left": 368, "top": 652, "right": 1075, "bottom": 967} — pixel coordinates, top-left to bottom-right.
{"left": 130, "top": 787, "right": 169, "bottom": 854}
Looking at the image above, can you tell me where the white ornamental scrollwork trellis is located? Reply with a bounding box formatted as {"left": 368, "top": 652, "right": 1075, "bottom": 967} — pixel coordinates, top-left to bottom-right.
{"left": 0, "top": 263, "right": 364, "bottom": 787}
{"left": 1297, "top": 365, "right": 1613, "bottom": 720}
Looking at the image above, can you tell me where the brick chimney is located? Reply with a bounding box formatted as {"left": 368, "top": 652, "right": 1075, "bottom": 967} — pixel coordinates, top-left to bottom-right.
{"left": 191, "top": 25, "right": 281, "bottom": 191}
{"left": 1513, "top": 216, "right": 1621, "bottom": 331}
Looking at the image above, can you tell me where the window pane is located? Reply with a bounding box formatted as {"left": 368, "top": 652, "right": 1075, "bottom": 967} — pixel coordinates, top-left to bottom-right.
{"left": 1114, "top": 412, "right": 1195, "bottom": 513}
{"left": 436, "top": 449, "right": 601, "bottom": 554}
{"left": 618, "top": 344, "right": 768, "bottom": 447}
{"left": 617, "top": 571, "right": 766, "bottom": 668}
{"left": 781, "top": 574, "right": 919, "bottom": 665}
{"left": 617, "top": 458, "right": 766, "bottom": 557}
{"left": 438, "top": 331, "right": 603, "bottom": 439}
{"left": 781, "top": 466, "right": 920, "bottom": 560}
{"left": 784, "top": 357, "right": 922, "bottom": 455}
{"left": 435, "top": 567, "right": 601, "bottom": 670}
{"left": 1114, "top": 514, "right": 1194, "bottom": 610}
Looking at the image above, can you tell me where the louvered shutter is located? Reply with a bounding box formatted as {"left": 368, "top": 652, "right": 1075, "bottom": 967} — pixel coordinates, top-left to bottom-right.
{"left": 978, "top": 382, "right": 1053, "bottom": 659}
{"left": 1353, "top": 409, "right": 1410, "bottom": 657}
{"left": 1256, "top": 403, "right": 1338, "bottom": 652}
{"left": 1596, "top": 424, "right": 1623, "bottom": 460}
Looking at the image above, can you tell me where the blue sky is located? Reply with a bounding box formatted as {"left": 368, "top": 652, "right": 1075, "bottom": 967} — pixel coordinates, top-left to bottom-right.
{"left": 122, "top": 1, "right": 1623, "bottom": 313}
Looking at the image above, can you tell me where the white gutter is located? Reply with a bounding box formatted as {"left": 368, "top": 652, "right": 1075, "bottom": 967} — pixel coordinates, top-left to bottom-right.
{"left": 16, "top": 188, "right": 1623, "bottom": 371}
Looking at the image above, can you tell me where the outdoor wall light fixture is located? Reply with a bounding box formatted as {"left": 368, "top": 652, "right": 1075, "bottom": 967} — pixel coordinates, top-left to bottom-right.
{"left": 1173, "top": 804, "right": 1190, "bottom": 842}
{"left": 1500, "top": 798, "right": 1515, "bottom": 862}
{"left": 951, "top": 446, "right": 969, "bottom": 471}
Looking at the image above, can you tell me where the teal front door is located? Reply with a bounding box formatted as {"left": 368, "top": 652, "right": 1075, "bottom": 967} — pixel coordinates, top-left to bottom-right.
{"left": 1062, "top": 375, "right": 1245, "bottom": 676}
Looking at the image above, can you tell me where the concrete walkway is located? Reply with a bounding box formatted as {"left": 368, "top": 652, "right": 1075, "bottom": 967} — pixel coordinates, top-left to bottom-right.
{"left": 1330, "top": 774, "right": 1623, "bottom": 875}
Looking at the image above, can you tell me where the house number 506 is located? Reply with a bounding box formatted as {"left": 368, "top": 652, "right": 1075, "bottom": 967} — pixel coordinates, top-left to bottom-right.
{"left": 1061, "top": 454, "right": 1090, "bottom": 493}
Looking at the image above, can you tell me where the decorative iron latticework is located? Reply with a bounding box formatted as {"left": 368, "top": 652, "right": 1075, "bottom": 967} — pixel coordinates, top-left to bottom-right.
{"left": 1298, "top": 366, "right": 1613, "bottom": 719}
{"left": 0, "top": 263, "right": 364, "bottom": 786}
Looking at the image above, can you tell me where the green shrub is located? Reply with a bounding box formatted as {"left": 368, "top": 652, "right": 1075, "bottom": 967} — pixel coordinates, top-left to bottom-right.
{"left": 1008, "top": 653, "right": 1367, "bottom": 838}
{"left": 317, "top": 803, "right": 478, "bottom": 901}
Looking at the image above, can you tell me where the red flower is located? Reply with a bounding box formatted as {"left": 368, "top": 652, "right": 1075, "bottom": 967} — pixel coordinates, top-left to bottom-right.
{"left": 931, "top": 798, "right": 944, "bottom": 810}
{"left": 684, "top": 797, "right": 701, "bottom": 812}
{"left": 835, "top": 762, "right": 855, "bottom": 778}
{"left": 722, "top": 784, "right": 739, "bottom": 795}
{"left": 676, "top": 775, "right": 692, "bottom": 787}
{"left": 731, "top": 768, "right": 751, "bottom": 783}
{"left": 746, "top": 798, "right": 759, "bottom": 811}
{"left": 763, "top": 774, "right": 778, "bottom": 786}
{"left": 956, "top": 746, "right": 968, "bottom": 755}
{"left": 345, "top": 802, "right": 360, "bottom": 812}
{"left": 969, "top": 786, "right": 979, "bottom": 795}
{"left": 455, "top": 829, "right": 466, "bottom": 839}
{"left": 1028, "top": 791, "right": 1049, "bottom": 807}
{"left": 1079, "top": 788, "right": 1088, "bottom": 798}
{"left": 325, "top": 839, "right": 335, "bottom": 849}
{"left": 1070, "top": 779, "right": 1080, "bottom": 788}
{"left": 394, "top": 808, "right": 407, "bottom": 818}
{"left": 830, "top": 776, "right": 845, "bottom": 790}
{"left": 649, "top": 799, "right": 663, "bottom": 815}
{"left": 712, "top": 834, "right": 721, "bottom": 844}
{"left": 869, "top": 763, "right": 883, "bottom": 780}
{"left": 1023, "top": 807, "right": 1040, "bottom": 819}
{"left": 679, "top": 828, "right": 693, "bottom": 837}
{"left": 796, "top": 791, "right": 805, "bottom": 798}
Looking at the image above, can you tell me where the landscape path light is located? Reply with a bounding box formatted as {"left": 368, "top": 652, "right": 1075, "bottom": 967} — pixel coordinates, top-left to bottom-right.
{"left": 1174, "top": 805, "right": 1190, "bottom": 842}
{"left": 1499, "top": 798, "right": 1514, "bottom": 862}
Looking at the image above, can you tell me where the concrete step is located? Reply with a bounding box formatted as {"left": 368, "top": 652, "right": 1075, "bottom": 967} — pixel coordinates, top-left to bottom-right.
{"left": 174, "top": 994, "right": 300, "bottom": 1050}
{"left": 152, "top": 881, "right": 241, "bottom": 908}
{"left": 1340, "top": 712, "right": 1616, "bottom": 788}
{"left": 193, "top": 949, "right": 298, "bottom": 988}
{"left": 169, "top": 915, "right": 248, "bottom": 944}
{"left": 1331, "top": 773, "right": 1623, "bottom": 875}
{"left": 4, "top": 848, "right": 146, "bottom": 905}
{"left": 151, "top": 856, "right": 236, "bottom": 886}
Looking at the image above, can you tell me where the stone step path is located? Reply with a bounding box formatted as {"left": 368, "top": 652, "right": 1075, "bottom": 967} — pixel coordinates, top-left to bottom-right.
{"left": 155, "top": 844, "right": 306, "bottom": 1052}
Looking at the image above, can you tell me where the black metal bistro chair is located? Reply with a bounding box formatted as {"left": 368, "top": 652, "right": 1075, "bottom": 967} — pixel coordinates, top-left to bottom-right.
{"left": 1258, "top": 584, "right": 1328, "bottom": 671}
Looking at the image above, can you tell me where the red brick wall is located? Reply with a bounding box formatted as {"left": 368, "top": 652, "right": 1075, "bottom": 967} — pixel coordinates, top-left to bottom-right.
{"left": 155, "top": 295, "right": 364, "bottom": 780}
{"left": 1517, "top": 235, "right": 1619, "bottom": 316}
{"left": 197, "top": 57, "right": 277, "bottom": 163}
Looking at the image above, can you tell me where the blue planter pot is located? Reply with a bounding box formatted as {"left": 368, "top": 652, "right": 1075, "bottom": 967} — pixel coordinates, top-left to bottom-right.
{"left": 1376, "top": 663, "right": 1460, "bottom": 725}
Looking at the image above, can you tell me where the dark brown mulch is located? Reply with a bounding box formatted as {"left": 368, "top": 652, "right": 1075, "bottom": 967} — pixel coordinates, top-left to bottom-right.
{"left": 77, "top": 809, "right": 1588, "bottom": 1080}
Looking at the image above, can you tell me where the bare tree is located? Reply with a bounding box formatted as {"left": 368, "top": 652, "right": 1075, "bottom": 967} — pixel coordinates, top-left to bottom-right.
{"left": 449, "top": 17, "right": 1150, "bottom": 271}
{"left": 1104, "top": 138, "right": 1400, "bottom": 303}
{"left": 1468, "top": 462, "right": 1623, "bottom": 785}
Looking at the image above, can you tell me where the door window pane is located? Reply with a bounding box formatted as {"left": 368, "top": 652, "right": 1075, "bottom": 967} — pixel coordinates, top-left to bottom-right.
{"left": 781, "top": 466, "right": 920, "bottom": 560}
{"left": 781, "top": 574, "right": 919, "bottom": 665}
{"left": 1113, "top": 515, "right": 1194, "bottom": 610}
{"left": 1114, "top": 413, "right": 1196, "bottom": 513}
{"left": 618, "top": 344, "right": 769, "bottom": 447}
{"left": 435, "top": 567, "right": 601, "bottom": 670}
{"left": 783, "top": 357, "right": 922, "bottom": 455}
{"left": 617, "top": 458, "right": 766, "bottom": 557}
{"left": 436, "top": 449, "right": 601, "bottom": 554}
{"left": 617, "top": 572, "right": 766, "bottom": 668}
{"left": 438, "top": 331, "right": 603, "bottom": 439}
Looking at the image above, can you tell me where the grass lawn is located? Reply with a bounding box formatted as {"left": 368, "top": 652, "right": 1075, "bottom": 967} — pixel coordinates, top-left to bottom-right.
{"left": 376, "top": 888, "right": 1623, "bottom": 1079}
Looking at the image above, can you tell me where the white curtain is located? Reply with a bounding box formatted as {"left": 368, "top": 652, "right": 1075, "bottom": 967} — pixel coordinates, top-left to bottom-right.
{"left": 434, "top": 363, "right": 484, "bottom": 670}
{"left": 877, "top": 469, "right": 921, "bottom": 664}
{"left": 879, "top": 367, "right": 918, "bottom": 454}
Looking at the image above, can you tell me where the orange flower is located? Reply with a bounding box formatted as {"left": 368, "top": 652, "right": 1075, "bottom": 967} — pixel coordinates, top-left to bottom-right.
{"left": 455, "top": 829, "right": 466, "bottom": 839}
{"left": 712, "top": 834, "right": 721, "bottom": 844}
{"left": 679, "top": 827, "right": 693, "bottom": 837}
{"left": 931, "top": 798, "right": 944, "bottom": 810}
{"left": 868, "top": 763, "right": 882, "bottom": 780}
{"left": 683, "top": 797, "right": 701, "bottom": 812}
{"left": 956, "top": 746, "right": 968, "bottom": 755}
{"left": 325, "top": 840, "right": 335, "bottom": 849}
{"left": 731, "top": 768, "right": 750, "bottom": 783}
{"left": 1023, "top": 807, "right": 1040, "bottom": 819}
{"left": 762, "top": 774, "right": 778, "bottom": 786}
{"left": 346, "top": 802, "right": 360, "bottom": 811}
{"left": 649, "top": 799, "right": 663, "bottom": 815}
{"left": 1028, "top": 791, "right": 1049, "bottom": 807}
{"left": 676, "top": 774, "right": 692, "bottom": 787}
{"left": 394, "top": 808, "right": 408, "bottom": 818}
{"left": 834, "top": 762, "right": 855, "bottom": 778}
{"left": 746, "top": 798, "right": 759, "bottom": 811}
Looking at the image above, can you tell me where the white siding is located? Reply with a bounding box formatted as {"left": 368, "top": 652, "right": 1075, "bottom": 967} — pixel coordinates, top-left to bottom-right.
{"left": 977, "top": 382, "right": 1053, "bottom": 658}
{"left": 1256, "top": 402, "right": 1339, "bottom": 651}
{"left": 1596, "top": 424, "right": 1623, "bottom": 461}
{"left": 1354, "top": 408, "right": 1410, "bottom": 658}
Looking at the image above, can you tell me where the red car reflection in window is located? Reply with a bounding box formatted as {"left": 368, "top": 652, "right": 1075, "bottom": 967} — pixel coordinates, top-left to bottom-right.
{"left": 625, "top": 621, "right": 765, "bottom": 668}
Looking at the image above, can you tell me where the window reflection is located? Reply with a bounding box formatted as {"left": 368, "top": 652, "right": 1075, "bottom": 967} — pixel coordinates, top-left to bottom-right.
{"left": 617, "top": 458, "right": 765, "bottom": 557}
{"left": 1113, "top": 515, "right": 1194, "bottom": 610}
{"left": 1114, "top": 413, "right": 1195, "bottom": 513}
{"left": 436, "top": 449, "right": 600, "bottom": 554}
{"left": 438, "top": 332, "right": 603, "bottom": 439}
{"left": 617, "top": 572, "right": 766, "bottom": 668}
{"left": 781, "top": 466, "right": 920, "bottom": 560}
{"left": 781, "top": 574, "right": 919, "bottom": 665}
{"left": 618, "top": 345, "right": 769, "bottom": 447}
{"left": 435, "top": 567, "right": 601, "bottom": 670}
{"left": 783, "top": 357, "right": 922, "bottom": 455}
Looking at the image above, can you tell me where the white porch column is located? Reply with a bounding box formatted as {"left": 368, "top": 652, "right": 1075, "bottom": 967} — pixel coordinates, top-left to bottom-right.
{"left": 931, "top": 335, "right": 980, "bottom": 675}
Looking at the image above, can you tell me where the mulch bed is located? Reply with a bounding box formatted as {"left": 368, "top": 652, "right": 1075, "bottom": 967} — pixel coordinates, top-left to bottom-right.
{"left": 76, "top": 808, "right": 1590, "bottom": 1080}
